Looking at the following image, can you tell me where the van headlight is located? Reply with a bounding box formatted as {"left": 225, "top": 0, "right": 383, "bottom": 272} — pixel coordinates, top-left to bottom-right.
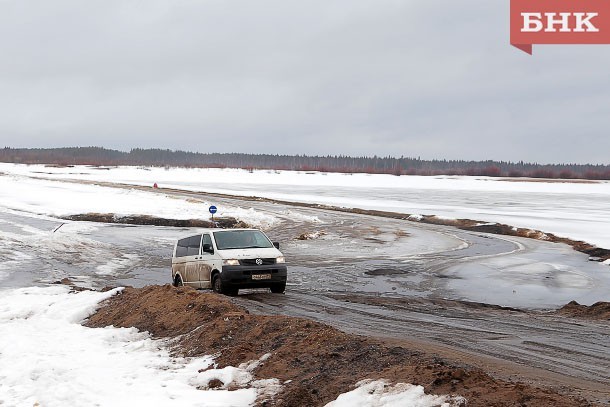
{"left": 222, "top": 259, "right": 240, "bottom": 266}
{"left": 276, "top": 256, "right": 285, "bottom": 264}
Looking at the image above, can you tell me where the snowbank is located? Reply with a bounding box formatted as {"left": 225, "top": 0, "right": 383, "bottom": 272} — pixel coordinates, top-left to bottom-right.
{"left": 326, "top": 380, "right": 464, "bottom": 407}
{"left": 0, "top": 286, "right": 276, "bottom": 406}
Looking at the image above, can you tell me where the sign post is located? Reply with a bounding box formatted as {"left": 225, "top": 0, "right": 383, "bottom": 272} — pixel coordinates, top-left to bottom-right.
{"left": 209, "top": 205, "right": 218, "bottom": 226}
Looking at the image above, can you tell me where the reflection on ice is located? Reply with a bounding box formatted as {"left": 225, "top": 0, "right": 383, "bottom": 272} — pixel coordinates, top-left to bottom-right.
{"left": 95, "top": 254, "right": 141, "bottom": 276}
{"left": 444, "top": 237, "right": 610, "bottom": 308}
{"left": 0, "top": 210, "right": 179, "bottom": 289}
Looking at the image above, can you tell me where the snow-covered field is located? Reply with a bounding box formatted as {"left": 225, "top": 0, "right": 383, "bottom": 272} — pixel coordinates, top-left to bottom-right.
{"left": 2, "top": 163, "right": 609, "bottom": 249}
{"left": 0, "top": 172, "right": 278, "bottom": 229}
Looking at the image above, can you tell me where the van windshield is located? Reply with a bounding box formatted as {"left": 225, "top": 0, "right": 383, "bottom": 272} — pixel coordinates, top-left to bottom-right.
{"left": 213, "top": 230, "right": 274, "bottom": 250}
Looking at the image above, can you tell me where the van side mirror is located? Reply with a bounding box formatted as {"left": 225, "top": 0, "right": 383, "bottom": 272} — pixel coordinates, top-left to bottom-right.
{"left": 202, "top": 243, "right": 214, "bottom": 254}
{"left": 273, "top": 242, "right": 280, "bottom": 249}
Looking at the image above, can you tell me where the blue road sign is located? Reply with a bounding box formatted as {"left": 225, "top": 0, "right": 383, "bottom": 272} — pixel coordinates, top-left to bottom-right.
{"left": 209, "top": 205, "right": 218, "bottom": 214}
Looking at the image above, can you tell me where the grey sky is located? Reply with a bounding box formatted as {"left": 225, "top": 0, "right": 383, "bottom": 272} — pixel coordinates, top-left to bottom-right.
{"left": 0, "top": 0, "right": 609, "bottom": 164}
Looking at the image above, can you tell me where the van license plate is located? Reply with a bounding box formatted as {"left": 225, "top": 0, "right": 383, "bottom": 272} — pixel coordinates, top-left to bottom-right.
{"left": 252, "top": 274, "right": 271, "bottom": 280}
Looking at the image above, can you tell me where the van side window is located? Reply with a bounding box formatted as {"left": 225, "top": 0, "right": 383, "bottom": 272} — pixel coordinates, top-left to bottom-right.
{"left": 176, "top": 237, "right": 189, "bottom": 258}
{"left": 187, "top": 235, "right": 202, "bottom": 256}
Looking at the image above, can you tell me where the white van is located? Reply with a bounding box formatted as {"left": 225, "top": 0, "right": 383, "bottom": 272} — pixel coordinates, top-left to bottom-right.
{"left": 171, "top": 228, "right": 287, "bottom": 295}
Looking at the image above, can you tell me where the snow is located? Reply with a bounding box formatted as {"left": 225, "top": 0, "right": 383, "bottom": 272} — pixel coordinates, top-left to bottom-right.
{"left": 0, "top": 172, "right": 279, "bottom": 229}
{"left": 192, "top": 354, "right": 283, "bottom": 400}
{"left": 3, "top": 163, "right": 608, "bottom": 249}
{"left": 325, "top": 380, "right": 464, "bottom": 407}
{"left": 278, "top": 209, "right": 322, "bottom": 223}
{"left": 0, "top": 286, "right": 278, "bottom": 406}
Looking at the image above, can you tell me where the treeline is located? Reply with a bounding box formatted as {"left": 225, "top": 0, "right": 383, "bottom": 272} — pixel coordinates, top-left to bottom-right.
{"left": 2, "top": 147, "right": 610, "bottom": 180}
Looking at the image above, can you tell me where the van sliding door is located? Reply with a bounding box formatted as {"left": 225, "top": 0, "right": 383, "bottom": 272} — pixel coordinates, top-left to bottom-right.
{"left": 184, "top": 235, "right": 203, "bottom": 287}
{"left": 198, "top": 233, "right": 214, "bottom": 288}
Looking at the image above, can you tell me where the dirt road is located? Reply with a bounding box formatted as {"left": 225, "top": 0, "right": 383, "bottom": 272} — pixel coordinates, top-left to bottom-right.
{"left": 87, "top": 285, "right": 604, "bottom": 406}
{"left": 163, "top": 187, "right": 610, "bottom": 404}
{"left": 2, "top": 179, "right": 609, "bottom": 404}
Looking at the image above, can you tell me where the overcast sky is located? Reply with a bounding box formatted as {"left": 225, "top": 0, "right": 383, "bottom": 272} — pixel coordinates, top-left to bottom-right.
{"left": 0, "top": 0, "right": 609, "bottom": 164}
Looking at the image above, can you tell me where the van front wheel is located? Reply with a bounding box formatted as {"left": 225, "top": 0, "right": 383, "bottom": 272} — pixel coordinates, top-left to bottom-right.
{"left": 213, "top": 275, "right": 238, "bottom": 296}
{"left": 173, "top": 275, "right": 183, "bottom": 287}
{"left": 212, "top": 275, "right": 223, "bottom": 293}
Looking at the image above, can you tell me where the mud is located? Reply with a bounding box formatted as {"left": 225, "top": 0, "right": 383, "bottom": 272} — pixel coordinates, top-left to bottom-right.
{"left": 62, "top": 213, "right": 247, "bottom": 228}
{"left": 295, "top": 231, "right": 327, "bottom": 240}
{"left": 557, "top": 301, "right": 610, "bottom": 320}
{"left": 238, "top": 289, "right": 610, "bottom": 405}
{"left": 364, "top": 268, "right": 412, "bottom": 276}
{"left": 86, "top": 285, "right": 599, "bottom": 407}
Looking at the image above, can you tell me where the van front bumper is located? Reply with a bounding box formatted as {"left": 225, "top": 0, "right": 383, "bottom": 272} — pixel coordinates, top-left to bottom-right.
{"left": 220, "top": 265, "right": 287, "bottom": 289}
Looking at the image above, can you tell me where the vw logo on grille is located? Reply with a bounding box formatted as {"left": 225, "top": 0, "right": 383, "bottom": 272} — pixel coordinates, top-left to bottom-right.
{"left": 255, "top": 258, "right": 263, "bottom": 265}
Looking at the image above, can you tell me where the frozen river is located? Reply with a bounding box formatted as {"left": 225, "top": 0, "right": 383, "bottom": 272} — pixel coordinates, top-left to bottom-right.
{"left": 3, "top": 163, "right": 609, "bottom": 249}
{"left": 2, "top": 187, "right": 609, "bottom": 309}
{"left": 1, "top": 174, "right": 610, "bottom": 403}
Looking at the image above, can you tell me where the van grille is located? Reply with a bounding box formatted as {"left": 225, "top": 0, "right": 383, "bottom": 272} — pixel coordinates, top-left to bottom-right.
{"left": 239, "top": 258, "right": 276, "bottom": 266}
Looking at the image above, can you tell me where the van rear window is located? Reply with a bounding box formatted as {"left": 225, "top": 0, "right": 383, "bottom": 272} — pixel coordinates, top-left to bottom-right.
{"left": 176, "top": 237, "right": 189, "bottom": 258}
{"left": 187, "top": 235, "right": 201, "bottom": 256}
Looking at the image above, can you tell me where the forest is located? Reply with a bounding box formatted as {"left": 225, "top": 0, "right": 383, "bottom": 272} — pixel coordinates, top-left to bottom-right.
{"left": 2, "top": 147, "right": 610, "bottom": 180}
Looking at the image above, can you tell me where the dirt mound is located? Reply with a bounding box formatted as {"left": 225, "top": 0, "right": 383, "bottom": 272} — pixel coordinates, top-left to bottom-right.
{"left": 86, "top": 285, "right": 594, "bottom": 406}
{"left": 557, "top": 301, "right": 610, "bottom": 321}
{"left": 296, "top": 230, "right": 326, "bottom": 240}
{"left": 63, "top": 213, "right": 247, "bottom": 228}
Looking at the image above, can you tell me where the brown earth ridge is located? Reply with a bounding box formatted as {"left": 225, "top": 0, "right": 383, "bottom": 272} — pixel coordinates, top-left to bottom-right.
{"left": 85, "top": 285, "right": 603, "bottom": 407}
{"left": 557, "top": 301, "right": 610, "bottom": 320}
{"left": 62, "top": 213, "right": 246, "bottom": 229}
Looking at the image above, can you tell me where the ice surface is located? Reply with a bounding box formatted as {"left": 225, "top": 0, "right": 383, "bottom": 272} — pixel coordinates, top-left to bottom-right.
{"left": 0, "top": 210, "right": 197, "bottom": 288}
{"left": 3, "top": 163, "right": 608, "bottom": 249}
{"left": 443, "top": 237, "right": 610, "bottom": 308}
{"left": 95, "top": 253, "right": 141, "bottom": 275}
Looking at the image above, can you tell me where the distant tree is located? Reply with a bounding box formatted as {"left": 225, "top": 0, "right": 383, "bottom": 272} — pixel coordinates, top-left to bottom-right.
{"left": 1, "top": 147, "right": 609, "bottom": 180}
